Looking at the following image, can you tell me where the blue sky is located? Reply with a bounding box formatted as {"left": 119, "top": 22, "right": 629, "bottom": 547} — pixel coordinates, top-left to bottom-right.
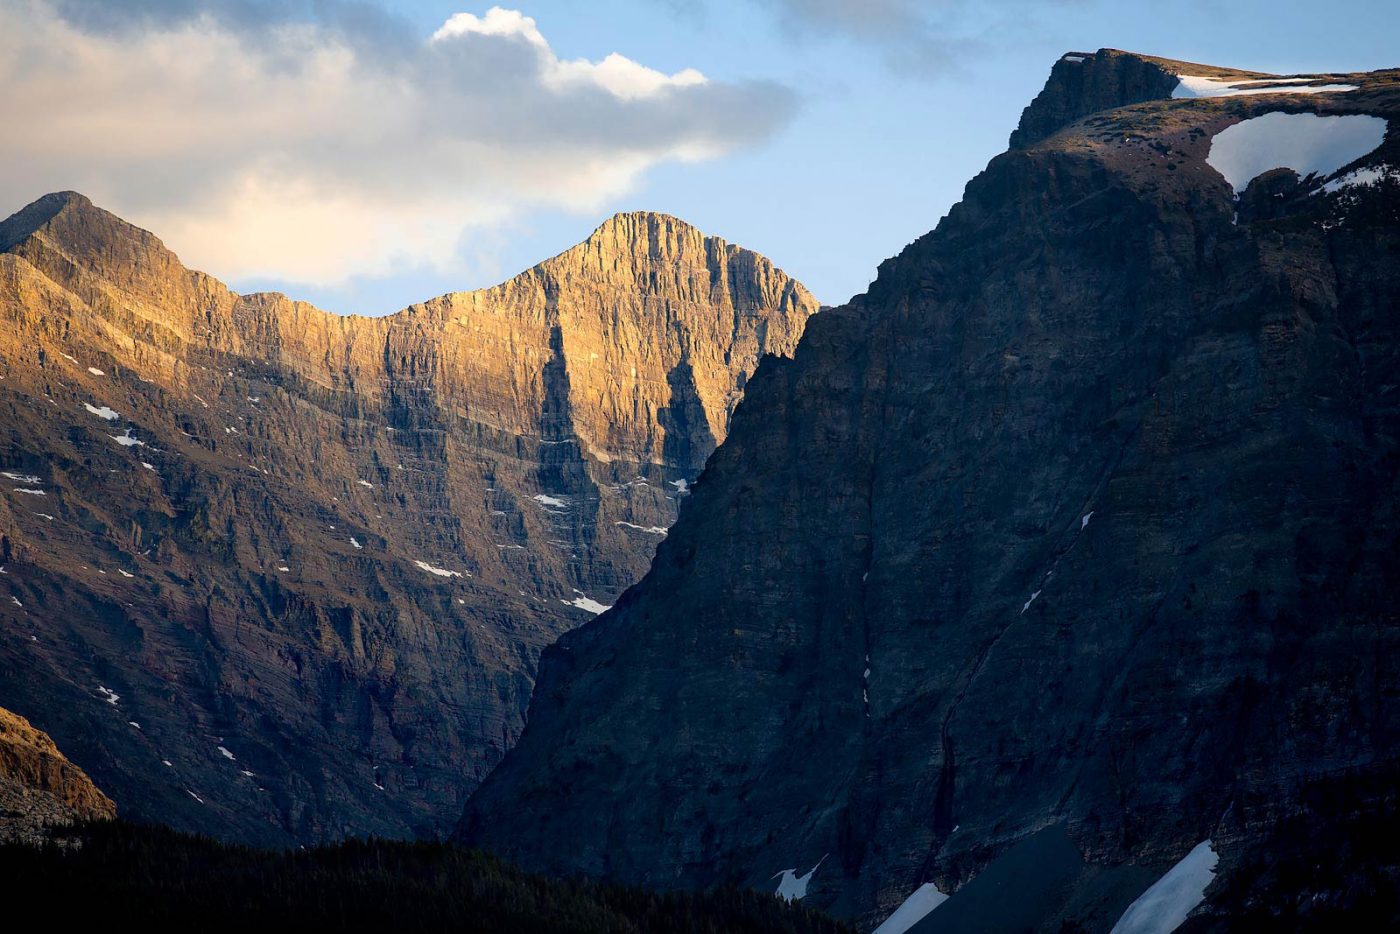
{"left": 3, "top": 0, "right": 1397, "bottom": 313}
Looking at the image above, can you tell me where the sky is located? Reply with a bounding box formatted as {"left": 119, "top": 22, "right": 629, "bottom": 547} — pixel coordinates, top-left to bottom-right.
{"left": 1, "top": 0, "right": 1397, "bottom": 313}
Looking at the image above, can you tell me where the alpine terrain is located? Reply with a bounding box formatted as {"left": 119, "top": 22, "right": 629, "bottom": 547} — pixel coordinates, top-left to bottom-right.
{"left": 462, "top": 50, "right": 1400, "bottom": 931}
{"left": 0, "top": 196, "right": 817, "bottom": 844}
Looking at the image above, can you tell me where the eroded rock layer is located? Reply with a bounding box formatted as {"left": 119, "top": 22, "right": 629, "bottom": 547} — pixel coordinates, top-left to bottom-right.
{"left": 0, "top": 197, "right": 816, "bottom": 844}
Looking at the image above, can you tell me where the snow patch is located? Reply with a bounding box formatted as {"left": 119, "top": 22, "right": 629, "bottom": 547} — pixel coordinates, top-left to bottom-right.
{"left": 2, "top": 472, "right": 41, "bottom": 484}
{"left": 97, "top": 685, "right": 120, "bottom": 706}
{"left": 1110, "top": 840, "right": 1218, "bottom": 934}
{"left": 1173, "top": 75, "right": 1357, "bottom": 98}
{"left": 349, "top": 537, "right": 362, "bottom": 549}
{"left": 1063, "top": 54, "right": 1086, "bottom": 63}
{"left": 561, "top": 595, "right": 611, "bottom": 614}
{"left": 533, "top": 493, "right": 569, "bottom": 508}
{"left": 873, "top": 882, "right": 951, "bottom": 934}
{"left": 111, "top": 429, "right": 145, "bottom": 447}
{"left": 615, "top": 520, "right": 668, "bottom": 535}
{"left": 118, "top": 569, "right": 134, "bottom": 578}
{"left": 1322, "top": 162, "right": 1400, "bottom": 194}
{"left": 84, "top": 403, "right": 119, "bottom": 420}
{"left": 217, "top": 746, "right": 236, "bottom": 760}
{"left": 357, "top": 480, "right": 373, "bottom": 488}
{"left": 1081, "top": 511, "right": 1094, "bottom": 530}
{"left": 669, "top": 478, "right": 690, "bottom": 493}
{"left": 414, "top": 559, "right": 462, "bottom": 578}
{"left": 9, "top": 596, "right": 21, "bottom": 607}
{"left": 1206, "top": 112, "right": 1388, "bottom": 193}
{"left": 13, "top": 488, "right": 45, "bottom": 496}
{"left": 772, "top": 855, "right": 826, "bottom": 902}
{"left": 1021, "top": 590, "right": 1042, "bottom": 614}
{"left": 87, "top": 367, "right": 105, "bottom": 376}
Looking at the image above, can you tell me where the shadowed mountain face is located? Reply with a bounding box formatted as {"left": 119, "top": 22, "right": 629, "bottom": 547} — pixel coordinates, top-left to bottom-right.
{"left": 462, "top": 52, "right": 1400, "bottom": 929}
{"left": 0, "top": 197, "right": 817, "bottom": 845}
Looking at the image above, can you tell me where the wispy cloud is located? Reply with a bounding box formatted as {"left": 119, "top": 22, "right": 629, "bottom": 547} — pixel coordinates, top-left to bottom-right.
{"left": 0, "top": 1, "right": 796, "bottom": 283}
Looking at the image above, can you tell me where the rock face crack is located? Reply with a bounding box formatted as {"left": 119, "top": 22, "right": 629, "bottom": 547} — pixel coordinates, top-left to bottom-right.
{"left": 461, "top": 55, "right": 1400, "bottom": 928}
{"left": 0, "top": 198, "right": 816, "bottom": 845}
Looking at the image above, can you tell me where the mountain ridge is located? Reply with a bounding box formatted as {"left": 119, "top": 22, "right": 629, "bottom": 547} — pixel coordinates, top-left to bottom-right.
{"left": 1008, "top": 46, "right": 1374, "bottom": 149}
{"left": 2, "top": 190, "right": 785, "bottom": 325}
{"left": 0, "top": 190, "right": 817, "bottom": 844}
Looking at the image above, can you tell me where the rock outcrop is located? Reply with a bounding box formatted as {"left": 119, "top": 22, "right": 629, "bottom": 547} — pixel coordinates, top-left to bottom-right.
{"left": 0, "top": 196, "right": 816, "bottom": 844}
{"left": 0, "top": 705, "right": 115, "bottom": 845}
{"left": 462, "top": 53, "right": 1400, "bottom": 930}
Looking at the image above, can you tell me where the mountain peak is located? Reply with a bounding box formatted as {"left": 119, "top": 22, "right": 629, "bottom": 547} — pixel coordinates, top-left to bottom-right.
{"left": 26, "top": 189, "right": 92, "bottom": 211}
{"left": 0, "top": 190, "right": 97, "bottom": 252}
{"left": 1009, "top": 49, "right": 1180, "bottom": 149}
{"left": 575, "top": 210, "right": 711, "bottom": 256}
{"left": 1090, "top": 48, "right": 1269, "bottom": 79}
{"left": 0, "top": 191, "right": 201, "bottom": 316}
{"left": 546, "top": 210, "right": 814, "bottom": 308}
{"left": 1008, "top": 48, "right": 1281, "bottom": 149}
{"left": 595, "top": 209, "right": 696, "bottom": 231}
{"left": 0, "top": 189, "right": 170, "bottom": 262}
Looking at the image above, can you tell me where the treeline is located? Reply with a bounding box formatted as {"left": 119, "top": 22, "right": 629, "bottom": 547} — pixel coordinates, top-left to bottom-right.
{"left": 0, "top": 820, "right": 853, "bottom": 933}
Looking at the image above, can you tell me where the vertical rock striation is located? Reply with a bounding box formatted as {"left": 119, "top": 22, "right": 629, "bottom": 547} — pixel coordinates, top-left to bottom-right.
{"left": 462, "top": 54, "right": 1400, "bottom": 930}
{"left": 0, "top": 195, "right": 816, "bottom": 844}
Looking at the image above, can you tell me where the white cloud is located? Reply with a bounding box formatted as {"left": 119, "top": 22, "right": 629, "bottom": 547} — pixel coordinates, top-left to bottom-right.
{"left": 433, "top": 7, "right": 549, "bottom": 45}
{"left": 431, "top": 8, "right": 708, "bottom": 101}
{"left": 0, "top": 1, "right": 794, "bottom": 284}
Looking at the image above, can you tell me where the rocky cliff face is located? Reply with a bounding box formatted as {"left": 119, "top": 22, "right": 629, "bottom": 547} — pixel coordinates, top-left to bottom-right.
{"left": 0, "top": 705, "right": 115, "bottom": 845}
{"left": 1007, "top": 49, "right": 1247, "bottom": 149}
{"left": 0, "top": 196, "right": 816, "bottom": 845}
{"left": 462, "top": 54, "right": 1400, "bottom": 929}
